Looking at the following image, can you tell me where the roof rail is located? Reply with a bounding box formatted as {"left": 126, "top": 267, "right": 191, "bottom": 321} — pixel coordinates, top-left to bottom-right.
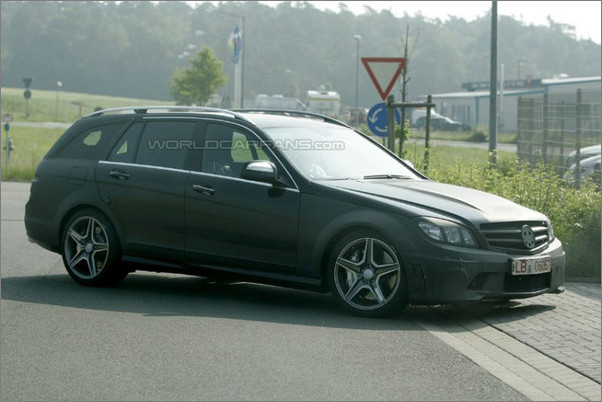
{"left": 233, "top": 108, "right": 351, "bottom": 128}
{"left": 84, "top": 105, "right": 251, "bottom": 122}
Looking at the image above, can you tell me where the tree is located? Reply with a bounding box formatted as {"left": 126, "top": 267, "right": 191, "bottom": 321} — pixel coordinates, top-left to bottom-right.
{"left": 2, "top": 1, "right": 599, "bottom": 101}
{"left": 398, "top": 25, "right": 420, "bottom": 158}
{"left": 170, "top": 47, "right": 227, "bottom": 105}
{"left": 285, "top": 79, "right": 300, "bottom": 98}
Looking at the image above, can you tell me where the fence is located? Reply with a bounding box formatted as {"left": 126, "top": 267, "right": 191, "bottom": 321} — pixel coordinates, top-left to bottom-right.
{"left": 516, "top": 89, "right": 601, "bottom": 173}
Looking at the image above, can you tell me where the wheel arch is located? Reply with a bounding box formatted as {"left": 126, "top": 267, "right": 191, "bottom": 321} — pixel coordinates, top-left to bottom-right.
{"left": 319, "top": 225, "right": 393, "bottom": 282}
{"left": 59, "top": 203, "right": 129, "bottom": 287}
{"left": 58, "top": 204, "right": 123, "bottom": 251}
{"left": 315, "top": 212, "right": 409, "bottom": 284}
{"left": 320, "top": 222, "right": 411, "bottom": 317}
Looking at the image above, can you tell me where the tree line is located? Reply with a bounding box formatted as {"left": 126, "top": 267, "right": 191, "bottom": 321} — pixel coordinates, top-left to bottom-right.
{"left": 1, "top": 1, "right": 600, "bottom": 108}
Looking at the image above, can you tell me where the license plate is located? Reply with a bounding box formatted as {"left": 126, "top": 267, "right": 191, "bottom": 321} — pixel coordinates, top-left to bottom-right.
{"left": 511, "top": 256, "right": 551, "bottom": 275}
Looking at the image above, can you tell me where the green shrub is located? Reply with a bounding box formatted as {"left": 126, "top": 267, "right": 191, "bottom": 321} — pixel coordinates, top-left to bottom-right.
{"left": 468, "top": 129, "right": 487, "bottom": 143}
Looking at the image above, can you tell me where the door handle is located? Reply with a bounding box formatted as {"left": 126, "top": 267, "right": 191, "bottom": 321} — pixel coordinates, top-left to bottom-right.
{"left": 109, "top": 169, "right": 130, "bottom": 180}
{"left": 193, "top": 184, "right": 215, "bottom": 196}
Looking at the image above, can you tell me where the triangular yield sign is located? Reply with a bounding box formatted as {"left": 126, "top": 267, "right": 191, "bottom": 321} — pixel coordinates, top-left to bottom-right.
{"left": 361, "top": 58, "right": 405, "bottom": 100}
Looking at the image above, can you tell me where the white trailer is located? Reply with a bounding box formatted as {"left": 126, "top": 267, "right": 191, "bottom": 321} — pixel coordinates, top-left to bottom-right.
{"left": 255, "top": 94, "right": 307, "bottom": 110}
{"left": 305, "top": 89, "right": 341, "bottom": 118}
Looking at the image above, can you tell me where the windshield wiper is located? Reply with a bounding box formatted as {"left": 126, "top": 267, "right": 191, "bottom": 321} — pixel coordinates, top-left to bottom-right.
{"left": 363, "top": 174, "right": 412, "bottom": 180}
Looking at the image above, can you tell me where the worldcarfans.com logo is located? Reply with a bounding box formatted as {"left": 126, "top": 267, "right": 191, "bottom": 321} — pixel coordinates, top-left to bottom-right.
{"left": 146, "top": 138, "right": 345, "bottom": 151}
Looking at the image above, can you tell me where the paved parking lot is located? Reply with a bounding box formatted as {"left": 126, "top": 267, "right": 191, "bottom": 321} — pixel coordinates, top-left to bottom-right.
{"left": 481, "top": 282, "right": 601, "bottom": 384}
{"left": 409, "top": 282, "right": 601, "bottom": 400}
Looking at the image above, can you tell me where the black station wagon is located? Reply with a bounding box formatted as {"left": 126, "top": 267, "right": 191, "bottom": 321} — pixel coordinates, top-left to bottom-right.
{"left": 25, "top": 107, "right": 565, "bottom": 317}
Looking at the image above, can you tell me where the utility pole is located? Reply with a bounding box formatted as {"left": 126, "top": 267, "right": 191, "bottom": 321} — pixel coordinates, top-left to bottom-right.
{"left": 488, "top": 1, "right": 498, "bottom": 166}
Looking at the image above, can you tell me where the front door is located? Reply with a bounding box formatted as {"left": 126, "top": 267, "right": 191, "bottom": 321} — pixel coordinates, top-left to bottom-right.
{"left": 185, "top": 122, "right": 300, "bottom": 270}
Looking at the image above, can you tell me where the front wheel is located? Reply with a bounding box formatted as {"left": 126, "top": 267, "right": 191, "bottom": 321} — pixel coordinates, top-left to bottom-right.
{"left": 61, "top": 209, "right": 127, "bottom": 287}
{"left": 327, "top": 231, "right": 408, "bottom": 317}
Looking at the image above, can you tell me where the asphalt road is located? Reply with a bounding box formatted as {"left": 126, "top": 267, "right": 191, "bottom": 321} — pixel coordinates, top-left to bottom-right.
{"left": 1, "top": 182, "right": 526, "bottom": 401}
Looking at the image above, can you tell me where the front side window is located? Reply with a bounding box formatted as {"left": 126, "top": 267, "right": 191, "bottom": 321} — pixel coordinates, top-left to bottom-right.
{"left": 201, "top": 123, "right": 273, "bottom": 177}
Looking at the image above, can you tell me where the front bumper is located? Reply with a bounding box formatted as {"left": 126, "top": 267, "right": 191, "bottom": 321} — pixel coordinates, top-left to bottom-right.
{"left": 405, "top": 238, "right": 565, "bottom": 304}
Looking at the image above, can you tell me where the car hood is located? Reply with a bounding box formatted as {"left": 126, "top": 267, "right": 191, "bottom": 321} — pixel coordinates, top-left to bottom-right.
{"left": 324, "top": 178, "right": 546, "bottom": 224}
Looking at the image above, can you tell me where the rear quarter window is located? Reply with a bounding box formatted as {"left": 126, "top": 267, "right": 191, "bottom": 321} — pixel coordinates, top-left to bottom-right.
{"left": 55, "top": 123, "right": 126, "bottom": 160}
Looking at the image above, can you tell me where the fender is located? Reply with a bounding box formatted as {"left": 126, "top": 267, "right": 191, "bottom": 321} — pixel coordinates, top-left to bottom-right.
{"left": 295, "top": 193, "right": 420, "bottom": 280}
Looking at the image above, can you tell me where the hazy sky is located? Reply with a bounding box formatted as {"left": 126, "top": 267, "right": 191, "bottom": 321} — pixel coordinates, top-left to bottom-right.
{"left": 257, "top": 1, "right": 601, "bottom": 44}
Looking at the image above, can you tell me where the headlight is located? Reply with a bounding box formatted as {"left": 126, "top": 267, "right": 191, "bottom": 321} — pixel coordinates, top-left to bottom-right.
{"left": 417, "top": 218, "right": 478, "bottom": 248}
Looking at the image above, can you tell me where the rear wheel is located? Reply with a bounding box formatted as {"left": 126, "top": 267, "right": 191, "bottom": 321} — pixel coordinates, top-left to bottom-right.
{"left": 61, "top": 209, "right": 127, "bottom": 286}
{"left": 327, "top": 231, "right": 408, "bottom": 317}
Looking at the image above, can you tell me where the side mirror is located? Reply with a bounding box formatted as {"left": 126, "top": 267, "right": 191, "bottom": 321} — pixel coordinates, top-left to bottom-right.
{"left": 241, "top": 161, "right": 279, "bottom": 184}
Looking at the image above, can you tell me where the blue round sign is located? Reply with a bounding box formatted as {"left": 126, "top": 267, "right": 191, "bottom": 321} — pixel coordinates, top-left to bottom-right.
{"left": 366, "top": 102, "right": 401, "bottom": 138}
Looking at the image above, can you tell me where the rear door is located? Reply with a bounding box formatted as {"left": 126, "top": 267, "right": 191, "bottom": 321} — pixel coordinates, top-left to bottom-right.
{"left": 96, "top": 119, "right": 199, "bottom": 256}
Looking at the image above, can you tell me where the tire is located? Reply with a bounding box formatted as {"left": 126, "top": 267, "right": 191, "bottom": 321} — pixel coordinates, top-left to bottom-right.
{"left": 61, "top": 209, "right": 127, "bottom": 287}
{"left": 327, "top": 231, "right": 408, "bottom": 318}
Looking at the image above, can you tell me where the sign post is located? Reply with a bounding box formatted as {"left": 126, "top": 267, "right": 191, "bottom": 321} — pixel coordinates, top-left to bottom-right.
{"left": 22, "top": 77, "right": 33, "bottom": 118}
{"left": 3, "top": 113, "right": 14, "bottom": 170}
{"left": 385, "top": 96, "right": 437, "bottom": 169}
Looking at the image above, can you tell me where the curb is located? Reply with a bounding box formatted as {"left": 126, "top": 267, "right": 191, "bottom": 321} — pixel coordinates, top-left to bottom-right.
{"left": 415, "top": 318, "right": 598, "bottom": 401}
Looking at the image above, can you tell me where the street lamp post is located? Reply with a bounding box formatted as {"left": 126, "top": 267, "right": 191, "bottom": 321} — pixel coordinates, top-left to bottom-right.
{"left": 353, "top": 34, "right": 362, "bottom": 126}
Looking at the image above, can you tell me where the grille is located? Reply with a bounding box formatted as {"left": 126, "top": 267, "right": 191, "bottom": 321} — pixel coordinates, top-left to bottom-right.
{"left": 480, "top": 221, "right": 551, "bottom": 252}
{"left": 468, "top": 273, "right": 489, "bottom": 290}
{"left": 503, "top": 272, "right": 551, "bottom": 293}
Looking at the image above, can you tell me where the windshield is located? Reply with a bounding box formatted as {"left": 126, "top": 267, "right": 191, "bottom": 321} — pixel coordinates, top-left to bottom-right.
{"left": 263, "top": 125, "right": 420, "bottom": 180}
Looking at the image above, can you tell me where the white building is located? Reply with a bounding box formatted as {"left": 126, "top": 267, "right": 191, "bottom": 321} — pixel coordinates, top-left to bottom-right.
{"left": 418, "top": 76, "right": 601, "bottom": 132}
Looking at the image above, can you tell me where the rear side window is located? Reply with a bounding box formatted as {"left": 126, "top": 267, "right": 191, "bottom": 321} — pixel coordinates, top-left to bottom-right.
{"left": 56, "top": 123, "right": 126, "bottom": 160}
{"left": 108, "top": 121, "right": 197, "bottom": 170}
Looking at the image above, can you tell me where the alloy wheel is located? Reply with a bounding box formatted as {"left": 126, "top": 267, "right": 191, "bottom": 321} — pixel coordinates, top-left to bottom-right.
{"left": 333, "top": 237, "right": 401, "bottom": 311}
{"left": 64, "top": 216, "right": 110, "bottom": 280}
